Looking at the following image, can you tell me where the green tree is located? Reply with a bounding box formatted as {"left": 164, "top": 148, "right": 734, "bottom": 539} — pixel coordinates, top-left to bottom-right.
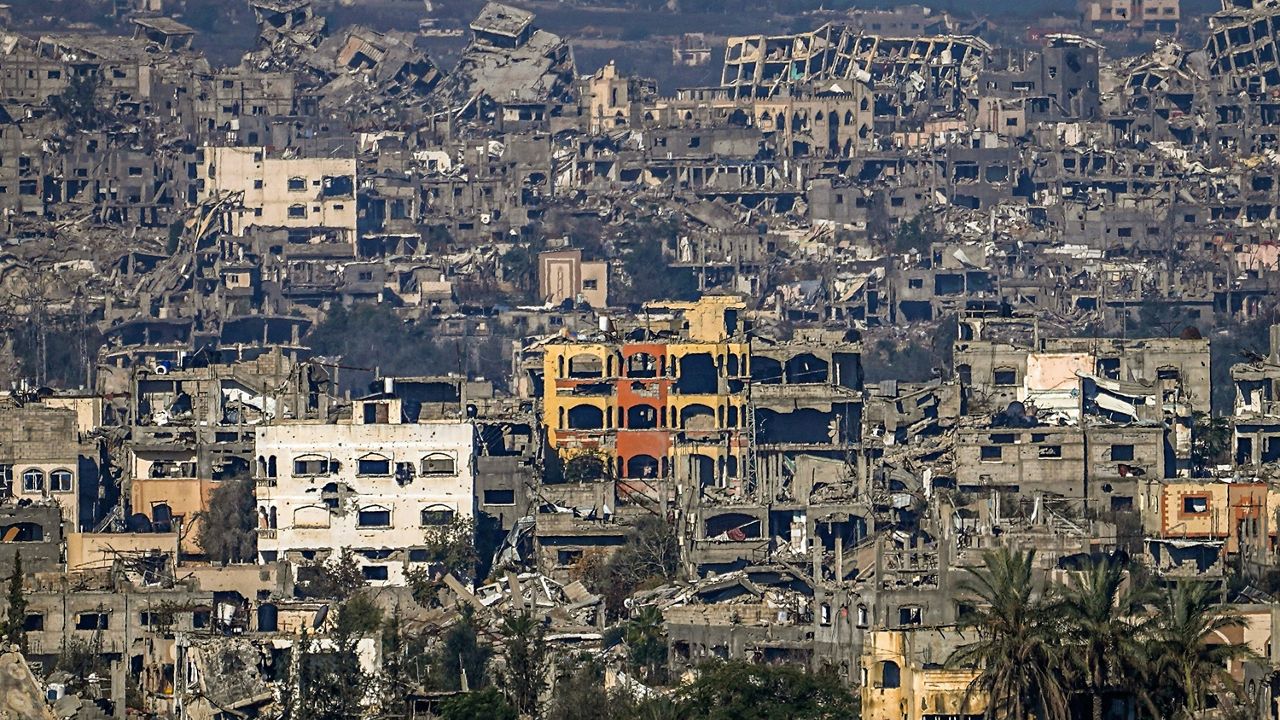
{"left": 579, "top": 515, "right": 681, "bottom": 618}
{"left": 676, "top": 660, "right": 857, "bottom": 719}
{"left": 546, "top": 659, "right": 609, "bottom": 720}
{"left": 1059, "top": 558, "right": 1151, "bottom": 720}
{"left": 499, "top": 612, "right": 548, "bottom": 716}
{"left": 892, "top": 212, "right": 940, "bottom": 254}
{"left": 422, "top": 515, "right": 479, "bottom": 579}
{"left": 297, "top": 548, "right": 366, "bottom": 599}
{"left": 624, "top": 606, "right": 667, "bottom": 685}
{"left": 617, "top": 218, "right": 698, "bottom": 304}
{"left": 50, "top": 73, "right": 105, "bottom": 131}
{"left": 1144, "top": 581, "right": 1255, "bottom": 718}
{"left": 439, "top": 688, "right": 517, "bottom": 720}
{"left": 948, "top": 548, "right": 1069, "bottom": 720}
{"left": 429, "top": 605, "right": 491, "bottom": 691}
{"left": 1192, "top": 412, "right": 1233, "bottom": 473}
{"left": 301, "top": 595, "right": 382, "bottom": 720}
{"left": 196, "top": 475, "right": 257, "bottom": 564}
{"left": 1, "top": 550, "right": 26, "bottom": 652}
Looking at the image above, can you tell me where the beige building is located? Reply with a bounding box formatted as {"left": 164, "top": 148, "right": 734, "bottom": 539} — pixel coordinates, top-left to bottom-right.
{"left": 538, "top": 248, "right": 609, "bottom": 308}
{"left": 197, "top": 146, "right": 358, "bottom": 246}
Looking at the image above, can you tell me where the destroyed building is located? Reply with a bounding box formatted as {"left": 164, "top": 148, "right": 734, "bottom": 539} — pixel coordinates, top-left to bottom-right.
{"left": 4, "top": 0, "right": 1280, "bottom": 716}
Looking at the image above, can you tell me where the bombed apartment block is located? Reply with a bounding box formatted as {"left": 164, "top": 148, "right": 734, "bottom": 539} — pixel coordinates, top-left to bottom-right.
{"left": 954, "top": 325, "right": 1210, "bottom": 421}
{"left": 534, "top": 296, "right": 862, "bottom": 576}
{"left": 1206, "top": 0, "right": 1280, "bottom": 94}
{"left": 977, "top": 35, "right": 1102, "bottom": 121}
{"left": 197, "top": 145, "right": 357, "bottom": 250}
{"left": 253, "top": 394, "right": 476, "bottom": 585}
{"left": 954, "top": 420, "right": 1165, "bottom": 508}
{"left": 1230, "top": 323, "right": 1280, "bottom": 469}
{"left": 434, "top": 3, "right": 576, "bottom": 130}
{"left": 719, "top": 23, "right": 988, "bottom": 120}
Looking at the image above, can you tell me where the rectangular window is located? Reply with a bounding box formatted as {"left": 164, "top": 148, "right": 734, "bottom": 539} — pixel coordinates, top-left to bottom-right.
{"left": 23, "top": 614, "right": 43, "bottom": 631}
{"left": 362, "top": 565, "right": 389, "bottom": 581}
{"left": 583, "top": 279, "right": 598, "bottom": 290}
{"left": 1182, "top": 495, "right": 1209, "bottom": 515}
{"left": 1038, "top": 445, "right": 1062, "bottom": 459}
{"left": 140, "top": 611, "right": 165, "bottom": 627}
{"left": 293, "top": 459, "right": 327, "bottom": 476}
{"left": 989, "top": 433, "right": 1015, "bottom": 444}
{"left": 254, "top": 179, "right": 263, "bottom": 189}
{"left": 357, "top": 509, "right": 391, "bottom": 527}
{"left": 980, "top": 446, "right": 1003, "bottom": 462}
{"left": 76, "top": 613, "right": 109, "bottom": 630}
{"left": 484, "top": 489, "right": 516, "bottom": 505}
{"left": 993, "top": 369, "right": 1017, "bottom": 386}
{"left": 1111, "top": 444, "right": 1135, "bottom": 461}
{"left": 287, "top": 205, "right": 306, "bottom": 219}
{"left": 363, "top": 403, "right": 389, "bottom": 425}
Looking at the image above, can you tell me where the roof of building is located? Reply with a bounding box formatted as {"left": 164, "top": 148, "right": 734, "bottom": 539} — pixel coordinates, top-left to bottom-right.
{"left": 470, "top": 2, "right": 535, "bottom": 38}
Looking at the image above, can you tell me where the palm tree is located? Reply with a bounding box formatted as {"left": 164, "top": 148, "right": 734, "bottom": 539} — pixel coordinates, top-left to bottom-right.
{"left": 949, "top": 547, "right": 1071, "bottom": 720}
{"left": 1143, "top": 581, "right": 1255, "bottom": 718}
{"left": 1059, "top": 557, "right": 1152, "bottom": 720}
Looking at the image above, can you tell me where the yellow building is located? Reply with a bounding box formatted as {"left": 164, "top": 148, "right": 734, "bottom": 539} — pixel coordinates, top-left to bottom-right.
{"left": 540, "top": 296, "right": 751, "bottom": 487}
{"left": 861, "top": 629, "right": 986, "bottom": 720}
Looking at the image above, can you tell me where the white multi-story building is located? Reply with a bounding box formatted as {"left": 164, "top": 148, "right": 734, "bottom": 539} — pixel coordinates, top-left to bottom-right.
{"left": 253, "top": 397, "right": 475, "bottom": 586}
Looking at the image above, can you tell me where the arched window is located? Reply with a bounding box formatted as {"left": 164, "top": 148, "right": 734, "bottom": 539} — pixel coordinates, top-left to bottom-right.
{"left": 421, "top": 505, "right": 455, "bottom": 526}
{"left": 626, "top": 455, "right": 659, "bottom": 479}
{"left": 627, "top": 405, "right": 659, "bottom": 430}
{"left": 50, "top": 469, "right": 73, "bottom": 493}
{"left": 627, "top": 352, "right": 657, "bottom": 378}
{"left": 21, "top": 469, "right": 44, "bottom": 493}
{"left": 357, "top": 453, "right": 391, "bottom": 476}
{"left": 294, "top": 505, "right": 330, "bottom": 529}
{"left": 566, "top": 405, "right": 604, "bottom": 430}
{"left": 567, "top": 353, "right": 604, "bottom": 378}
{"left": 421, "top": 453, "right": 456, "bottom": 476}
{"left": 287, "top": 204, "right": 307, "bottom": 219}
{"left": 357, "top": 505, "right": 392, "bottom": 528}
